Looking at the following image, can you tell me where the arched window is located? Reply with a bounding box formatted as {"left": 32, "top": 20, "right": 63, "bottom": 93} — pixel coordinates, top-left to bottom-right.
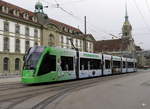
{"left": 48, "top": 34, "right": 54, "bottom": 46}
{"left": 4, "top": 37, "right": 9, "bottom": 51}
{"left": 15, "top": 58, "right": 20, "bottom": 71}
{"left": 15, "top": 39, "right": 20, "bottom": 52}
{"left": 3, "top": 57, "right": 9, "bottom": 71}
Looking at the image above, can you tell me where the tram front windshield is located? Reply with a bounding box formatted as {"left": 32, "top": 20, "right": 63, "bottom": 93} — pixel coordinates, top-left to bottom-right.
{"left": 24, "top": 47, "right": 44, "bottom": 70}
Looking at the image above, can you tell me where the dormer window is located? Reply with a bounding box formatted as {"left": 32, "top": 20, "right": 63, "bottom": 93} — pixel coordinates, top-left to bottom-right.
{"left": 32, "top": 16, "right": 37, "bottom": 22}
{"left": 69, "top": 29, "right": 72, "bottom": 33}
{"left": 23, "top": 13, "right": 29, "bottom": 20}
{"left": 62, "top": 27, "right": 65, "bottom": 31}
{"left": 2, "top": 6, "right": 9, "bottom": 13}
{"left": 13, "top": 9, "right": 20, "bottom": 17}
{"left": 64, "top": 27, "right": 67, "bottom": 32}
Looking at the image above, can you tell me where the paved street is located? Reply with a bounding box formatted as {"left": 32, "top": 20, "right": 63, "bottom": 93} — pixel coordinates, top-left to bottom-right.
{"left": 0, "top": 70, "right": 150, "bottom": 109}
{"left": 52, "top": 70, "right": 150, "bottom": 109}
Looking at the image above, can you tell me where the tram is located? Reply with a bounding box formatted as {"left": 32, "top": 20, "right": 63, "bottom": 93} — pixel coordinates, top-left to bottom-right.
{"left": 22, "top": 46, "right": 137, "bottom": 84}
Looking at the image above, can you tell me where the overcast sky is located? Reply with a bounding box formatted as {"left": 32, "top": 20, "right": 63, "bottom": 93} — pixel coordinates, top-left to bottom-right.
{"left": 5, "top": 0, "right": 150, "bottom": 50}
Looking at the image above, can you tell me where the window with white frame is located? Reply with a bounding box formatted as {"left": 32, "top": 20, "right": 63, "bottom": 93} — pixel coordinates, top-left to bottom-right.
{"left": 25, "top": 27, "right": 29, "bottom": 36}
{"left": 4, "top": 21, "right": 9, "bottom": 32}
{"left": 2, "top": 6, "right": 9, "bottom": 13}
{"left": 3, "top": 37, "right": 9, "bottom": 51}
{"left": 80, "top": 40, "right": 82, "bottom": 49}
{"left": 13, "top": 10, "right": 19, "bottom": 16}
{"left": 32, "top": 16, "right": 37, "bottom": 22}
{"left": 23, "top": 13, "right": 29, "bottom": 20}
{"left": 3, "top": 57, "right": 9, "bottom": 71}
{"left": 61, "top": 36, "right": 64, "bottom": 48}
{"left": 15, "top": 58, "right": 20, "bottom": 71}
{"left": 34, "top": 29, "right": 38, "bottom": 38}
{"left": 15, "top": 39, "right": 20, "bottom": 52}
{"left": 15, "top": 24, "right": 20, "bottom": 34}
{"left": 76, "top": 39, "right": 78, "bottom": 48}
{"left": 66, "top": 37, "right": 69, "bottom": 48}
{"left": 48, "top": 34, "right": 54, "bottom": 46}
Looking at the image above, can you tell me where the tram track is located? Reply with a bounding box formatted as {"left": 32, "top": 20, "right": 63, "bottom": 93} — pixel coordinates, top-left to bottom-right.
{"left": 0, "top": 72, "right": 140, "bottom": 109}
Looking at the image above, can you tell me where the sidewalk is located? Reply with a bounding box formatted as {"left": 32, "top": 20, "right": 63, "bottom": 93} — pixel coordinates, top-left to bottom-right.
{"left": 0, "top": 75, "right": 20, "bottom": 83}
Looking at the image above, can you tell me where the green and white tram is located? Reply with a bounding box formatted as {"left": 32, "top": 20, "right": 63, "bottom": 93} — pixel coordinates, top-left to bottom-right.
{"left": 22, "top": 46, "right": 137, "bottom": 84}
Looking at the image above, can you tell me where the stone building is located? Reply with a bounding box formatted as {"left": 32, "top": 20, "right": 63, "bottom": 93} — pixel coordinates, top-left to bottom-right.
{"left": 34, "top": 2, "right": 95, "bottom": 52}
{"left": 0, "top": 0, "right": 95, "bottom": 74}
{"left": 94, "top": 6, "right": 144, "bottom": 66}
{"left": 94, "top": 6, "right": 136, "bottom": 55}
{"left": 0, "top": 0, "right": 41, "bottom": 74}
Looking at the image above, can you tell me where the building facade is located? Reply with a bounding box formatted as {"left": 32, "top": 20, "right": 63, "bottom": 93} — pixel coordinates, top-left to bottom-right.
{"left": 0, "top": 1, "right": 95, "bottom": 74}
{"left": 34, "top": 2, "right": 95, "bottom": 53}
{"left": 94, "top": 6, "right": 144, "bottom": 66}
{"left": 0, "top": 0, "right": 41, "bottom": 74}
{"left": 94, "top": 9, "right": 136, "bottom": 55}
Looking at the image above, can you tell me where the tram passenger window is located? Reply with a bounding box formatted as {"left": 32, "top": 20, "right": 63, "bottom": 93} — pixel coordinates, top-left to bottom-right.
{"left": 123, "top": 61, "right": 126, "bottom": 68}
{"left": 113, "top": 61, "right": 121, "bottom": 68}
{"left": 80, "top": 58, "right": 101, "bottom": 70}
{"left": 38, "top": 54, "right": 56, "bottom": 76}
{"left": 80, "top": 58, "right": 88, "bottom": 70}
{"left": 90, "top": 59, "right": 101, "bottom": 70}
{"left": 105, "top": 60, "right": 110, "bottom": 69}
{"left": 127, "top": 62, "right": 133, "bottom": 68}
{"left": 135, "top": 63, "right": 137, "bottom": 68}
{"left": 61, "top": 56, "right": 73, "bottom": 71}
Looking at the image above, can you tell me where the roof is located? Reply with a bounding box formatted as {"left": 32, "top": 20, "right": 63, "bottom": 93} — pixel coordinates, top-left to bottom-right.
{"left": 0, "top": 0, "right": 38, "bottom": 23}
{"left": 49, "top": 18, "right": 82, "bottom": 33}
{"left": 85, "top": 34, "right": 96, "bottom": 41}
{"left": 94, "top": 38, "right": 129, "bottom": 53}
{"left": 0, "top": 0, "right": 92, "bottom": 37}
{"left": 0, "top": 0, "right": 81, "bottom": 33}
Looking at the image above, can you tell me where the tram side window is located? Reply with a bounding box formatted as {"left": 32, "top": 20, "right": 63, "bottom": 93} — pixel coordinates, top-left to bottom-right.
{"left": 38, "top": 54, "right": 56, "bottom": 76}
{"left": 80, "top": 58, "right": 101, "bottom": 70}
{"left": 123, "top": 61, "right": 126, "bottom": 68}
{"left": 128, "top": 62, "right": 134, "bottom": 68}
{"left": 61, "top": 56, "right": 73, "bottom": 71}
{"left": 90, "top": 59, "right": 101, "bottom": 70}
{"left": 113, "top": 61, "right": 121, "bottom": 68}
{"left": 135, "top": 63, "right": 137, "bottom": 68}
{"left": 80, "top": 58, "right": 88, "bottom": 70}
{"left": 105, "top": 60, "right": 110, "bottom": 69}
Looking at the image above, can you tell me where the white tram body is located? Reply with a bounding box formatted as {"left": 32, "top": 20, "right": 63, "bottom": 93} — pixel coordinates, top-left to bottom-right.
{"left": 51, "top": 47, "right": 137, "bottom": 79}
{"left": 127, "top": 58, "right": 134, "bottom": 72}
{"left": 79, "top": 52, "right": 102, "bottom": 79}
{"left": 103, "top": 54, "right": 112, "bottom": 75}
{"left": 134, "top": 59, "right": 137, "bottom": 72}
{"left": 112, "top": 56, "right": 122, "bottom": 74}
{"left": 122, "top": 57, "right": 127, "bottom": 73}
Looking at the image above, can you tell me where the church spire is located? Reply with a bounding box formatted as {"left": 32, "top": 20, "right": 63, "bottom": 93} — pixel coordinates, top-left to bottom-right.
{"left": 122, "top": 0, "right": 132, "bottom": 38}
{"left": 125, "top": 0, "right": 128, "bottom": 22}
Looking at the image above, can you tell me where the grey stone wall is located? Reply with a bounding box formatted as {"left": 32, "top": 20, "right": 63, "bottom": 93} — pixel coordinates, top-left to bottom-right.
{"left": 0, "top": 52, "right": 24, "bottom": 75}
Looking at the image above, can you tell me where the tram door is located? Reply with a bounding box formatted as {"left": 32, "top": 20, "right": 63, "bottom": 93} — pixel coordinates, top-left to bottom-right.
{"left": 103, "top": 55, "right": 112, "bottom": 75}
{"left": 112, "top": 56, "right": 122, "bottom": 74}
